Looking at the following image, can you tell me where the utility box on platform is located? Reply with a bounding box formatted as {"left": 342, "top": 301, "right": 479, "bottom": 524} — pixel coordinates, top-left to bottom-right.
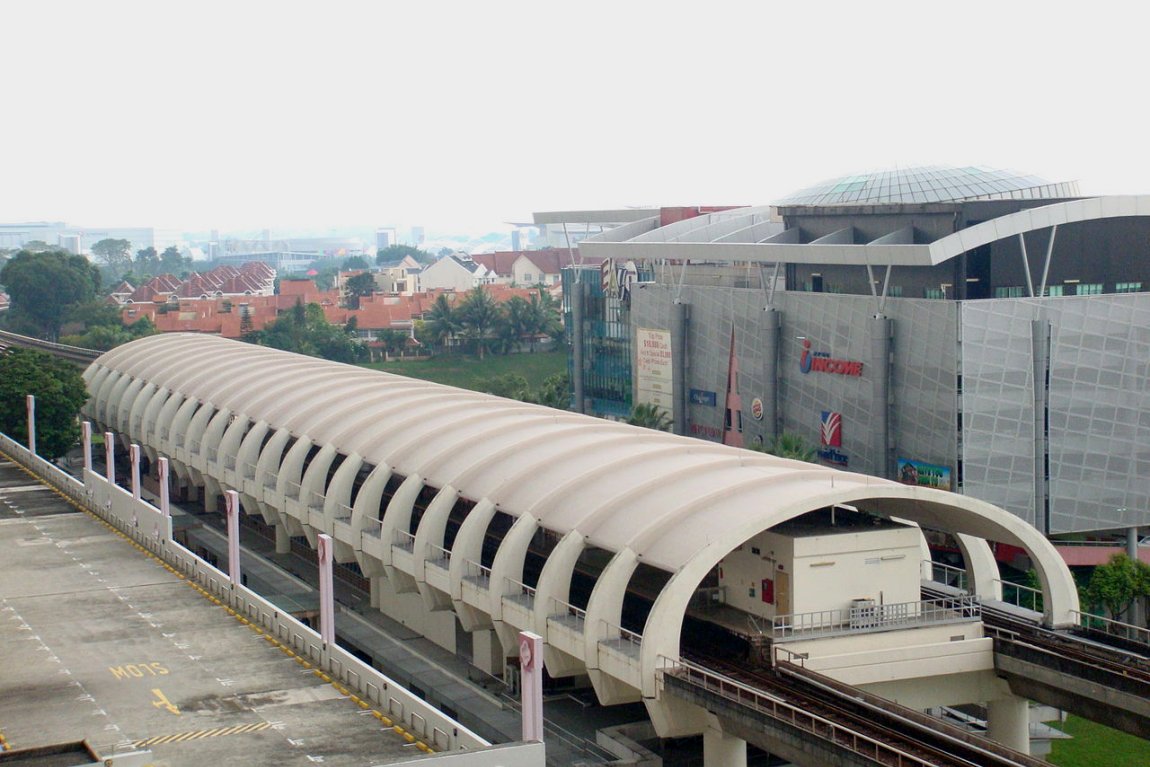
{"left": 718, "top": 508, "right": 922, "bottom": 622}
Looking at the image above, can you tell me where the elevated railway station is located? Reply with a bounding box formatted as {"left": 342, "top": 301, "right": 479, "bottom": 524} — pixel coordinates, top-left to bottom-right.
{"left": 70, "top": 332, "right": 1115, "bottom": 764}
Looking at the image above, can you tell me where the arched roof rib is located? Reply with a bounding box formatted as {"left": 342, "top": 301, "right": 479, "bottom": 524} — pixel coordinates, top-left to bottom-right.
{"left": 578, "top": 195, "right": 1150, "bottom": 269}
{"left": 84, "top": 334, "right": 1079, "bottom": 626}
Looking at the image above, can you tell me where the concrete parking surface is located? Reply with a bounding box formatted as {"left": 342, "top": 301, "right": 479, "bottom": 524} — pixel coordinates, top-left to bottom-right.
{"left": 0, "top": 458, "right": 428, "bottom": 766}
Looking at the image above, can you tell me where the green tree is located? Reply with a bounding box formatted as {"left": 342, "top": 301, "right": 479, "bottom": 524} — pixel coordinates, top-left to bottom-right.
{"left": 159, "top": 246, "right": 185, "bottom": 275}
{"left": 252, "top": 300, "right": 365, "bottom": 363}
{"left": 627, "top": 402, "right": 672, "bottom": 431}
{"left": 457, "top": 286, "right": 500, "bottom": 359}
{"left": 135, "top": 246, "right": 159, "bottom": 276}
{"left": 0, "top": 249, "right": 101, "bottom": 339}
{"left": 524, "top": 288, "right": 562, "bottom": 351}
{"left": 483, "top": 373, "right": 531, "bottom": 400}
{"left": 90, "top": 238, "right": 133, "bottom": 272}
{"left": 423, "top": 294, "right": 461, "bottom": 353}
{"left": 21, "top": 240, "right": 52, "bottom": 253}
{"left": 343, "top": 255, "right": 370, "bottom": 271}
{"left": 376, "top": 244, "right": 434, "bottom": 266}
{"left": 499, "top": 295, "right": 531, "bottom": 354}
{"left": 1086, "top": 554, "right": 1150, "bottom": 622}
{"left": 750, "top": 432, "right": 817, "bottom": 462}
{"left": 0, "top": 349, "right": 88, "bottom": 458}
{"left": 344, "top": 272, "right": 376, "bottom": 309}
{"left": 535, "top": 373, "right": 571, "bottom": 410}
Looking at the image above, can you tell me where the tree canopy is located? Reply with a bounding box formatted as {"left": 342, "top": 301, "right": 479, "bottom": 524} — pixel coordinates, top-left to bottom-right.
{"left": 0, "top": 249, "right": 101, "bottom": 339}
{"left": 750, "top": 432, "right": 817, "bottom": 462}
{"left": 0, "top": 349, "right": 88, "bottom": 458}
{"left": 377, "top": 244, "right": 434, "bottom": 266}
{"left": 244, "top": 300, "right": 365, "bottom": 363}
{"left": 90, "top": 238, "right": 133, "bottom": 272}
{"left": 627, "top": 402, "right": 673, "bottom": 431}
{"left": 344, "top": 272, "right": 376, "bottom": 309}
{"left": 1085, "top": 553, "right": 1150, "bottom": 621}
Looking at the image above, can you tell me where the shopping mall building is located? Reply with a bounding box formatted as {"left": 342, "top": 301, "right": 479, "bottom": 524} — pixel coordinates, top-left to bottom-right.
{"left": 567, "top": 166, "right": 1150, "bottom": 538}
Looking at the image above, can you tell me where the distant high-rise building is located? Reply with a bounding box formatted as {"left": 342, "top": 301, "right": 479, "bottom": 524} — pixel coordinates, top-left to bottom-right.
{"left": 58, "top": 234, "right": 82, "bottom": 254}
{"left": 511, "top": 229, "right": 522, "bottom": 251}
{"left": 376, "top": 228, "right": 396, "bottom": 251}
{"left": 410, "top": 226, "right": 425, "bottom": 246}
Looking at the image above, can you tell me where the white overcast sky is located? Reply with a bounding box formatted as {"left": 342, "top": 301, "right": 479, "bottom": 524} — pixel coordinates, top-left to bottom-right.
{"left": 2, "top": 1, "right": 1147, "bottom": 233}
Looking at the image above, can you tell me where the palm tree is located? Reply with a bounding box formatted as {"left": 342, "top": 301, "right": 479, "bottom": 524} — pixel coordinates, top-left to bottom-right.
{"left": 627, "top": 402, "right": 672, "bottom": 431}
{"left": 424, "top": 294, "right": 461, "bottom": 353}
{"left": 750, "top": 432, "right": 816, "bottom": 462}
{"left": 501, "top": 295, "right": 532, "bottom": 353}
{"left": 457, "top": 286, "right": 500, "bottom": 359}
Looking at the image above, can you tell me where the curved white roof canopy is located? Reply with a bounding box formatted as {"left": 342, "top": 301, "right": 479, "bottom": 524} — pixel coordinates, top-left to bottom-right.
{"left": 579, "top": 195, "right": 1150, "bottom": 268}
{"left": 84, "top": 333, "right": 1078, "bottom": 625}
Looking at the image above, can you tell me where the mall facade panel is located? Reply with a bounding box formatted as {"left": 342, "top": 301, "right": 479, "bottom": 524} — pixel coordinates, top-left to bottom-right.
{"left": 573, "top": 167, "right": 1150, "bottom": 537}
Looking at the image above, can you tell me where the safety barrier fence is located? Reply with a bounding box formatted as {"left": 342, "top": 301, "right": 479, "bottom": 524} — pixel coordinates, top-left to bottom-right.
{"left": 0, "top": 433, "right": 488, "bottom": 753}
{"left": 771, "top": 596, "right": 981, "bottom": 640}
{"left": 658, "top": 656, "right": 938, "bottom": 767}
{"left": 929, "top": 561, "right": 969, "bottom": 592}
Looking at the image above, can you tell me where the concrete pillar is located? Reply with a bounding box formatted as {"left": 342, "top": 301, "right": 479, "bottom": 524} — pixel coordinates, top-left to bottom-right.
{"left": 370, "top": 576, "right": 382, "bottom": 609}
{"left": 129, "top": 444, "right": 142, "bottom": 501}
{"left": 275, "top": 523, "right": 292, "bottom": 554}
{"left": 104, "top": 432, "right": 116, "bottom": 484}
{"left": 81, "top": 422, "right": 92, "bottom": 473}
{"left": 869, "top": 315, "right": 892, "bottom": 478}
{"left": 26, "top": 395, "right": 35, "bottom": 455}
{"left": 987, "top": 696, "right": 1030, "bottom": 754}
{"left": 760, "top": 309, "right": 780, "bottom": 442}
{"left": 670, "top": 301, "right": 689, "bottom": 436}
{"left": 225, "top": 490, "right": 241, "bottom": 586}
{"left": 1032, "top": 319, "right": 1051, "bottom": 534}
{"left": 318, "top": 533, "right": 335, "bottom": 646}
{"left": 703, "top": 725, "right": 747, "bottom": 767}
{"left": 1127, "top": 526, "right": 1140, "bottom": 561}
{"left": 571, "top": 277, "right": 586, "bottom": 414}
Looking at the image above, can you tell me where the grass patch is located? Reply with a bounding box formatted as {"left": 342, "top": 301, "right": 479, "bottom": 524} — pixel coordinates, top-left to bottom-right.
{"left": 363, "top": 350, "right": 568, "bottom": 393}
{"left": 1047, "top": 715, "right": 1150, "bottom": 766}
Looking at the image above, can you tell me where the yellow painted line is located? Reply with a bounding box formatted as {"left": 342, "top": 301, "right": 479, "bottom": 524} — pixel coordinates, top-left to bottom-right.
{"left": 132, "top": 721, "right": 272, "bottom": 748}
{"left": 2, "top": 456, "right": 440, "bottom": 755}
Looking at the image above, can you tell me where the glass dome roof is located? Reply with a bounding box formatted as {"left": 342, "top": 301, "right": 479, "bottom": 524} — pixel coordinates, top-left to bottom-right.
{"left": 776, "top": 165, "right": 1079, "bottom": 206}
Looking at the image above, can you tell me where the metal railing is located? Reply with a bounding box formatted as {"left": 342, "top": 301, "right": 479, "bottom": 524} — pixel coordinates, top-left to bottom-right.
{"left": 462, "top": 559, "right": 492, "bottom": 590}
{"left": 660, "top": 656, "right": 938, "bottom": 767}
{"left": 772, "top": 596, "right": 981, "bottom": 640}
{"left": 426, "top": 542, "right": 451, "bottom": 569}
{"left": 597, "top": 620, "right": 642, "bottom": 659}
{"left": 547, "top": 597, "right": 586, "bottom": 634}
{"left": 929, "top": 561, "right": 969, "bottom": 592}
{"left": 1072, "top": 609, "right": 1150, "bottom": 646}
{"left": 393, "top": 529, "right": 416, "bottom": 553}
{"left": 361, "top": 518, "right": 383, "bottom": 539}
{"left": 993, "top": 579, "right": 1043, "bottom": 612}
{"left": 502, "top": 577, "right": 535, "bottom": 609}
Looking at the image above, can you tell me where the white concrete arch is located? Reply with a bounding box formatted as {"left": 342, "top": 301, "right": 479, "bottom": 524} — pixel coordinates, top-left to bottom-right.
{"left": 928, "top": 195, "right": 1150, "bottom": 265}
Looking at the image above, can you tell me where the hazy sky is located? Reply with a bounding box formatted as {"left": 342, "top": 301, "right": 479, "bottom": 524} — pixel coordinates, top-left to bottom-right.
{"left": 3, "top": 1, "right": 1147, "bottom": 233}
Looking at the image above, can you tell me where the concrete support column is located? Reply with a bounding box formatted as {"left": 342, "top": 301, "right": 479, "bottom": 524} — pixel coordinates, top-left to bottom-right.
{"left": 129, "top": 444, "right": 142, "bottom": 501}
{"left": 370, "top": 576, "right": 382, "bottom": 609}
{"left": 275, "top": 523, "right": 292, "bottom": 555}
{"left": 26, "top": 395, "right": 36, "bottom": 455}
{"left": 869, "top": 315, "right": 892, "bottom": 478}
{"left": 1127, "top": 526, "right": 1140, "bottom": 560}
{"left": 760, "top": 309, "right": 780, "bottom": 442}
{"left": 987, "top": 696, "right": 1030, "bottom": 754}
{"left": 571, "top": 278, "right": 586, "bottom": 414}
{"left": 104, "top": 432, "right": 116, "bottom": 485}
{"left": 703, "top": 725, "right": 747, "bottom": 767}
{"left": 81, "top": 422, "right": 92, "bottom": 473}
{"left": 1032, "top": 319, "right": 1051, "bottom": 534}
{"left": 670, "top": 301, "right": 690, "bottom": 436}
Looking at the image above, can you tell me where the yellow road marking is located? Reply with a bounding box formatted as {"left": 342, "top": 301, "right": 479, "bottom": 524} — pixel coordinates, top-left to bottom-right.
{"left": 151, "top": 688, "right": 180, "bottom": 716}
{"left": 132, "top": 721, "right": 272, "bottom": 748}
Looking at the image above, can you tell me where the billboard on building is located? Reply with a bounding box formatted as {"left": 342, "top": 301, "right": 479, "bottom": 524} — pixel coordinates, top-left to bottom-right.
{"left": 636, "top": 327, "right": 674, "bottom": 415}
{"left": 897, "top": 458, "right": 952, "bottom": 491}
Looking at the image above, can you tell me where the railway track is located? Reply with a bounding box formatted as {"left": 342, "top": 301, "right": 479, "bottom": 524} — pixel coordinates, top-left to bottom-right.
{"left": 0, "top": 329, "right": 101, "bottom": 365}
{"left": 677, "top": 651, "right": 1043, "bottom": 767}
{"left": 922, "top": 584, "right": 1150, "bottom": 684}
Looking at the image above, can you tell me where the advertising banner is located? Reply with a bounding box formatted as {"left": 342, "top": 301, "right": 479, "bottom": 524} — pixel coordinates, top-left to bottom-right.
{"left": 636, "top": 327, "right": 674, "bottom": 413}
{"left": 897, "top": 458, "right": 952, "bottom": 491}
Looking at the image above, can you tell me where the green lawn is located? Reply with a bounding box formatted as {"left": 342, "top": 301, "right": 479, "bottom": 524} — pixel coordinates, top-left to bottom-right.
{"left": 1047, "top": 715, "right": 1150, "bottom": 766}
{"left": 363, "top": 350, "right": 568, "bottom": 393}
